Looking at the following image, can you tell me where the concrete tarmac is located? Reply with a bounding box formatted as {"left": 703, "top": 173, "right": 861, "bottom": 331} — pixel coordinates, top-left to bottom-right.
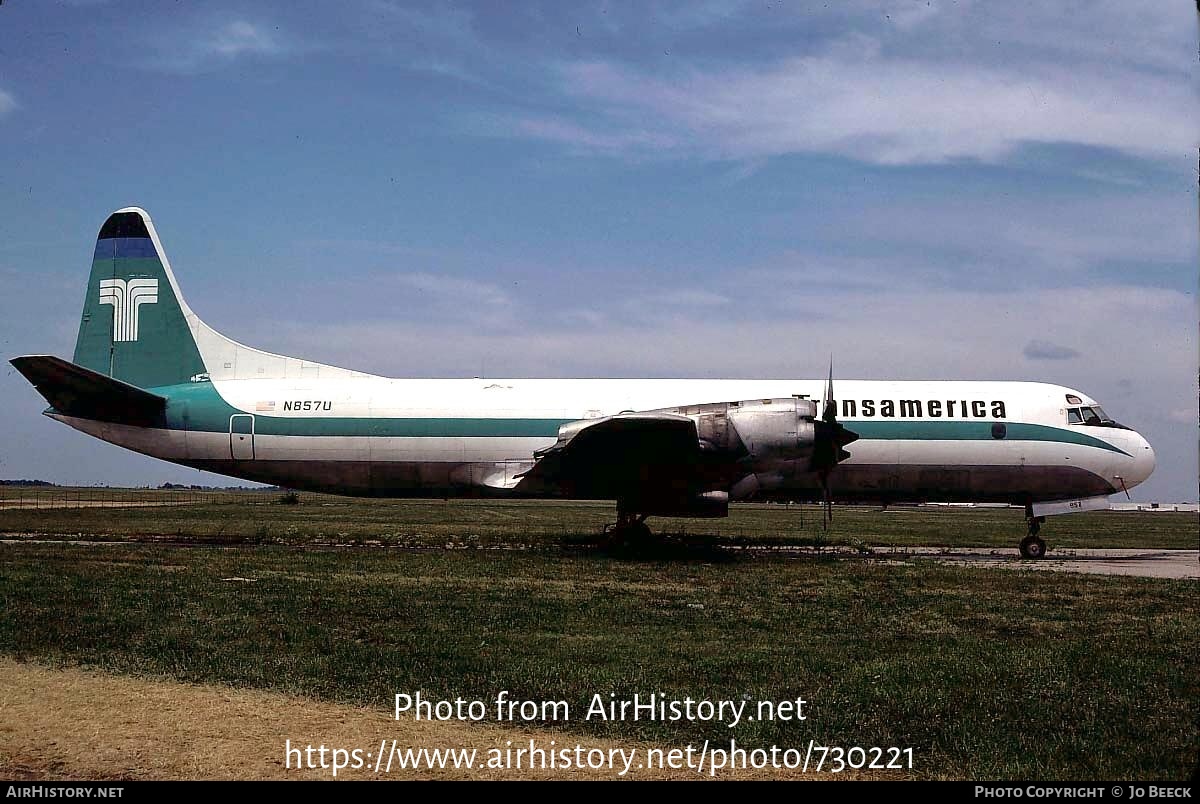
{"left": 873, "top": 546, "right": 1199, "bottom": 579}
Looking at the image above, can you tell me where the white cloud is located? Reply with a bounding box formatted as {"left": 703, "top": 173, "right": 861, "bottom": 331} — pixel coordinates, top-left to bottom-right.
{"left": 0, "top": 90, "right": 15, "bottom": 116}
{"left": 949, "top": 1, "right": 1195, "bottom": 77}
{"left": 206, "top": 20, "right": 282, "bottom": 59}
{"left": 393, "top": 272, "right": 512, "bottom": 308}
{"left": 266, "top": 284, "right": 1193, "bottom": 383}
{"left": 150, "top": 20, "right": 288, "bottom": 73}
{"left": 515, "top": 45, "right": 1196, "bottom": 165}
{"left": 353, "top": 2, "right": 490, "bottom": 84}
{"left": 802, "top": 192, "right": 1198, "bottom": 278}
{"left": 641, "top": 289, "right": 730, "bottom": 308}
{"left": 1166, "top": 408, "right": 1196, "bottom": 425}
{"left": 516, "top": 118, "right": 676, "bottom": 153}
{"left": 1023, "top": 340, "right": 1081, "bottom": 361}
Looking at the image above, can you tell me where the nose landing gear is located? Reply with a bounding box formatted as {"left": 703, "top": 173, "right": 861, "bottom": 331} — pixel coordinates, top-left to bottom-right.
{"left": 1020, "top": 515, "right": 1047, "bottom": 559}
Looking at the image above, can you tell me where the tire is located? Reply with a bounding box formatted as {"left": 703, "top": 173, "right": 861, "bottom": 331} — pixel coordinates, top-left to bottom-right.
{"left": 1019, "top": 535, "right": 1047, "bottom": 559}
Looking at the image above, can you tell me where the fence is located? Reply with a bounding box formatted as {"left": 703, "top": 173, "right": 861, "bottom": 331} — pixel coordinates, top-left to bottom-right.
{"left": 0, "top": 486, "right": 324, "bottom": 510}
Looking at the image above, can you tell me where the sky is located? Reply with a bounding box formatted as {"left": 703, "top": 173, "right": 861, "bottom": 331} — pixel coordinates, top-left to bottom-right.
{"left": 0, "top": 1, "right": 1196, "bottom": 502}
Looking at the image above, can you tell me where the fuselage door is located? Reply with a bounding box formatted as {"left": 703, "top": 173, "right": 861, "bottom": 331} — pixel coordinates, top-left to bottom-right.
{"left": 230, "top": 414, "right": 255, "bottom": 460}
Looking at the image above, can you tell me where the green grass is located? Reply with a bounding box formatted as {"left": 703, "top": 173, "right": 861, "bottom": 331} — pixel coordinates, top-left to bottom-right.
{"left": 0, "top": 489, "right": 1195, "bottom": 550}
{"left": 0, "top": 540, "right": 1195, "bottom": 780}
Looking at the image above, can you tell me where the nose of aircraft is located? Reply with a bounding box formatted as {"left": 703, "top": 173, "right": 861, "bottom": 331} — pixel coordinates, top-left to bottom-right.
{"left": 1126, "top": 431, "right": 1156, "bottom": 489}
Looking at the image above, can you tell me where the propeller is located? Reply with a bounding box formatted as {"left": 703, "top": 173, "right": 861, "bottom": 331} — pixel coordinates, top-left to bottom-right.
{"left": 811, "top": 358, "right": 859, "bottom": 529}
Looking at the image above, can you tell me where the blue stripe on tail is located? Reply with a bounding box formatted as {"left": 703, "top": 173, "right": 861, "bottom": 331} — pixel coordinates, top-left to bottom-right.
{"left": 94, "top": 237, "right": 158, "bottom": 260}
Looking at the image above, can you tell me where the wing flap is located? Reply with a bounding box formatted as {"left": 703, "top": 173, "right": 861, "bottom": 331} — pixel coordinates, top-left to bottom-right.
{"left": 10, "top": 355, "right": 167, "bottom": 426}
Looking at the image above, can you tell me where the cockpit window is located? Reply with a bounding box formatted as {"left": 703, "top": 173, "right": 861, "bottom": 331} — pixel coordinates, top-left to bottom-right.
{"left": 1067, "top": 405, "right": 1128, "bottom": 428}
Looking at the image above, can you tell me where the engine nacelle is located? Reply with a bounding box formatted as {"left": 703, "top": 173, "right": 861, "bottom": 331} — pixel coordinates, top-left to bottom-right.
{"left": 652, "top": 396, "right": 818, "bottom": 470}
{"left": 547, "top": 398, "right": 821, "bottom": 508}
{"left": 726, "top": 398, "right": 818, "bottom": 462}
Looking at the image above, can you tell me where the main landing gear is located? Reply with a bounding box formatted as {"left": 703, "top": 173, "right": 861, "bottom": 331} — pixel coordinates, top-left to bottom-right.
{"left": 1020, "top": 514, "right": 1048, "bottom": 559}
{"left": 603, "top": 510, "right": 651, "bottom": 547}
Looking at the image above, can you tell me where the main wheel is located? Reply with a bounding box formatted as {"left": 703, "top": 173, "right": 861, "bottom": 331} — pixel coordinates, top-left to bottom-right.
{"left": 1019, "top": 535, "right": 1047, "bottom": 559}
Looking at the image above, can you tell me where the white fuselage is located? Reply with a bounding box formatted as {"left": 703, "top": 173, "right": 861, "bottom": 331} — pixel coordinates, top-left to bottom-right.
{"left": 17, "top": 206, "right": 1159, "bottom": 528}
{"left": 55, "top": 376, "right": 1156, "bottom": 505}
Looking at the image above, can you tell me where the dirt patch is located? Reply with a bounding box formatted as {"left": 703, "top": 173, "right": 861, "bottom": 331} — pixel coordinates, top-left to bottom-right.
{"left": 0, "top": 659, "right": 892, "bottom": 780}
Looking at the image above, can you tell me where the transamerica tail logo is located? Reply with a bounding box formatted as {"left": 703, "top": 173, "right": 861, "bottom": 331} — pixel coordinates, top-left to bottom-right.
{"left": 99, "top": 278, "right": 158, "bottom": 342}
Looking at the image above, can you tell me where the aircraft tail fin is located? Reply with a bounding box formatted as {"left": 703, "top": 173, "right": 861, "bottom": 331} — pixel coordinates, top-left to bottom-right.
{"left": 10, "top": 354, "right": 166, "bottom": 426}
{"left": 73, "top": 208, "right": 208, "bottom": 388}
{"left": 71, "top": 207, "right": 369, "bottom": 387}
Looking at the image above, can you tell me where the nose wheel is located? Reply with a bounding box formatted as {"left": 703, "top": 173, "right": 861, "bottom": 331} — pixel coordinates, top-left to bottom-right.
{"left": 1019, "top": 516, "right": 1047, "bottom": 559}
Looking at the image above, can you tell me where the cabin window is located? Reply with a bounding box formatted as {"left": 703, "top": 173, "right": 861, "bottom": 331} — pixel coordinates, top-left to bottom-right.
{"left": 991, "top": 422, "right": 1007, "bottom": 439}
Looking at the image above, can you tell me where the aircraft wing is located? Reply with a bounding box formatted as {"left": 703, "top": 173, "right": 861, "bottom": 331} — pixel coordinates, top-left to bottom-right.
{"left": 516, "top": 411, "right": 706, "bottom": 502}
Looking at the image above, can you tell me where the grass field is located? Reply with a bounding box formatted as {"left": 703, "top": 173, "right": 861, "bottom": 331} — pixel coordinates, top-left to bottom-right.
{"left": 0, "top": 489, "right": 1196, "bottom": 780}
{"left": 0, "top": 487, "right": 1195, "bottom": 550}
{"left": 1, "top": 491, "right": 1196, "bottom": 779}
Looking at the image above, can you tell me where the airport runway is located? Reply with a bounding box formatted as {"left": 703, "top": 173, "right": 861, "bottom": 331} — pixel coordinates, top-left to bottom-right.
{"left": 870, "top": 546, "right": 1200, "bottom": 580}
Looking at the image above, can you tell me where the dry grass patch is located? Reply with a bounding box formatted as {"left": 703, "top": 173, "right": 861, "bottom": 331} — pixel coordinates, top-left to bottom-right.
{"left": 0, "top": 659, "right": 886, "bottom": 781}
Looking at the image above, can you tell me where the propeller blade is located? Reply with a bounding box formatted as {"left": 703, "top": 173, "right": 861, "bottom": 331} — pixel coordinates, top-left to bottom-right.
{"left": 812, "top": 357, "right": 859, "bottom": 528}
{"left": 823, "top": 358, "right": 836, "bottom": 422}
{"left": 813, "top": 359, "right": 858, "bottom": 469}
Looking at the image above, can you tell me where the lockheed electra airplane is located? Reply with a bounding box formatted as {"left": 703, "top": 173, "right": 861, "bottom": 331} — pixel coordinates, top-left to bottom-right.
{"left": 11, "top": 208, "right": 1156, "bottom": 558}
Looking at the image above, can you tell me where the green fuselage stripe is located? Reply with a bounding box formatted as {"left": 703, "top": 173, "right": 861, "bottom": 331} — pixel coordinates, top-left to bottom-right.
{"left": 256, "top": 417, "right": 566, "bottom": 438}
{"left": 847, "top": 420, "right": 1130, "bottom": 456}
{"left": 149, "top": 384, "right": 1129, "bottom": 456}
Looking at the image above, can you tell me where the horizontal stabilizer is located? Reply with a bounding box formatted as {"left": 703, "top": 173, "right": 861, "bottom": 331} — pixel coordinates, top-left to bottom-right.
{"left": 10, "top": 355, "right": 166, "bottom": 426}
